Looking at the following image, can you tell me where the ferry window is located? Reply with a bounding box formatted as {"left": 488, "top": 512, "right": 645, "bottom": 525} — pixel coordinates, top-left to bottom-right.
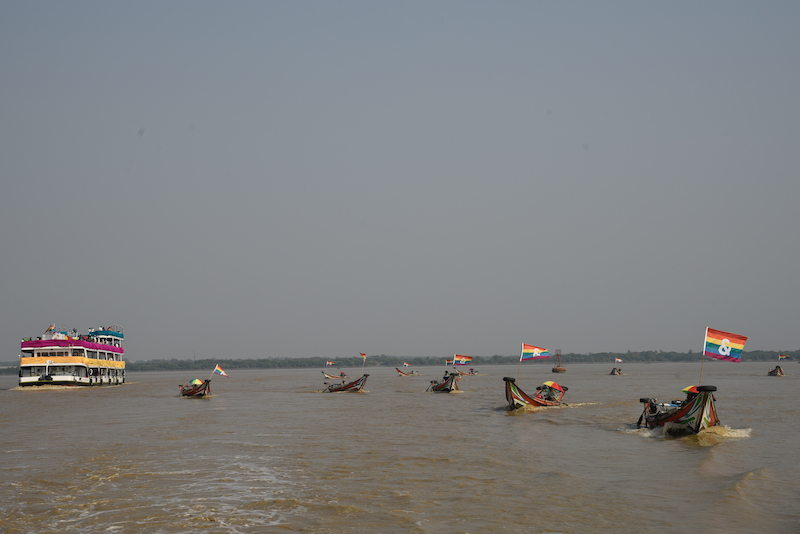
{"left": 72, "top": 350, "right": 82, "bottom": 357}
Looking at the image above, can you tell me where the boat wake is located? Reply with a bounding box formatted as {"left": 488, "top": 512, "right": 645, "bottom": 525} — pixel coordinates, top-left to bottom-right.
{"left": 620, "top": 424, "right": 751, "bottom": 442}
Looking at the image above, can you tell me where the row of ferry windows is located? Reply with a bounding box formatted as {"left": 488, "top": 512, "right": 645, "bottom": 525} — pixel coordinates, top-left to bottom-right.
{"left": 20, "top": 366, "right": 125, "bottom": 377}
{"left": 35, "top": 350, "right": 120, "bottom": 360}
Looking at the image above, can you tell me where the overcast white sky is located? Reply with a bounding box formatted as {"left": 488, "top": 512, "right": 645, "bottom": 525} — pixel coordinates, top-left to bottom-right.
{"left": 2, "top": 1, "right": 798, "bottom": 361}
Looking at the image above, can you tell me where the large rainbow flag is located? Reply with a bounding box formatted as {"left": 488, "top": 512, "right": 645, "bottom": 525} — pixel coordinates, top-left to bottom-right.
{"left": 704, "top": 327, "right": 747, "bottom": 363}
{"left": 520, "top": 344, "right": 550, "bottom": 361}
{"left": 453, "top": 354, "right": 473, "bottom": 365}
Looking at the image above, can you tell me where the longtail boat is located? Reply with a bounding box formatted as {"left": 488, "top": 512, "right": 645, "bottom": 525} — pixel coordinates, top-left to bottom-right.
{"left": 395, "top": 367, "right": 419, "bottom": 376}
{"left": 180, "top": 379, "right": 210, "bottom": 397}
{"left": 503, "top": 377, "right": 567, "bottom": 409}
{"left": 636, "top": 385, "right": 719, "bottom": 434}
{"left": 609, "top": 367, "right": 621, "bottom": 375}
{"left": 324, "top": 374, "right": 368, "bottom": 393}
{"left": 322, "top": 371, "right": 349, "bottom": 380}
{"left": 768, "top": 366, "right": 784, "bottom": 376}
{"left": 428, "top": 373, "right": 459, "bottom": 392}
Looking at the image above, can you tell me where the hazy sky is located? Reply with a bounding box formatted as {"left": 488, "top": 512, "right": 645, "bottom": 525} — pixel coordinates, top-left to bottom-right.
{"left": 2, "top": 2, "right": 798, "bottom": 361}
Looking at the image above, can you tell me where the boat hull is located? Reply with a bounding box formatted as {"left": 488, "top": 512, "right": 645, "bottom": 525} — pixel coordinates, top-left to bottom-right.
{"left": 503, "top": 377, "right": 566, "bottom": 409}
{"left": 638, "top": 385, "right": 719, "bottom": 434}
{"left": 429, "top": 374, "right": 459, "bottom": 392}
{"left": 180, "top": 380, "right": 211, "bottom": 397}
{"left": 324, "top": 374, "right": 368, "bottom": 392}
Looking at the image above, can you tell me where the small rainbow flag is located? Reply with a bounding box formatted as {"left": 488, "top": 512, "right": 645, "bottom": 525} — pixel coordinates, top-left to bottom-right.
{"left": 360, "top": 353, "right": 367, "bottom": 360}
{"left": 615, "top": 358, "right": 623, "bottom": 363}
{"left": 445, "top": 358, "right": 454, "bottom": 365}
{"left": 704, "top": 327, "right": 747, "bottom": 363}
{"left": 779, "top": 355, "right": 790, "bottom": 360}
{"left": 403, "top": 362, "right": 410, "bottom": 367}
{"left": 520, "top": 344, "right": 550, "bottom": 361}
{"left": 213, "top": 364, "right": 229, "bottom": 377}
{"left": 326, "top": 361, "right": 335, "bottom": 366}
{"left": 454, "top": 354, "right": 473, "bottom": 365}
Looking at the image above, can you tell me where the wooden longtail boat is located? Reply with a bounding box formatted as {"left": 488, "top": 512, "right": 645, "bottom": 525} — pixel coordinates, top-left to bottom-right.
{"left": 324, "top": 374, "right": 368, "bottom": 393}
{"left": 180, "top": 379, "right": 210, "bottom": 397}
{"left": 396, "top": 367, "right": 419, "bottom": 376}
{"left": 636, "top": 385, "right": 719, "bottom": 434}
{"left": 609, "top": 367, "right": 622, "bottom": 375}
{"left": 503, "top": 377, "right": 567, "bottom": 409}
{"left": 768, "top": 366, "right": 784, "bottom": 376}
{"left": 322, "top": 371, "right": 349, "bottom": 380}
{"left": 428, "top": 373, "right": 459, "bottom": 392}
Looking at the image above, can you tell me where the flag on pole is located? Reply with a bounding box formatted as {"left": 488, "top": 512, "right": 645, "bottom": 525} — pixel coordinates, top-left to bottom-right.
{"left": 212, "top": 364, "right": 229, "bottom": 377}
{"left": 520, "top": 344, "right": 550, "bottom": 361}
{"left": 445, "top": 358, "right": 454, "bottom": 365}
{"left": 360, "top": 353, "right": 367, "bottom": 360}
{"left": 45, "top": 324, "right": 55, "bottom": 333}
{"left": 326, "top": 361, "right": 336, "bottom": 366}
{"left": 454, "top": 354, "right": 473, "bottom": 365}
{"left": 615, "top": 358, "right": 623, "bottom": 363}
{"left": 779, "top": 355, "right": 790, "bottom": 360}
{"left": 403, "top": 362, "right": 410, "bottom": 367}
{"left": 704, "top": 328, "right": 747, "bottom": 363}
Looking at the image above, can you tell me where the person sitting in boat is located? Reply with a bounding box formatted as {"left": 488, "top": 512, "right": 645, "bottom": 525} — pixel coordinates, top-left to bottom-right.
{"left": 442, "top": 371, "right": 449, "bottom": 382}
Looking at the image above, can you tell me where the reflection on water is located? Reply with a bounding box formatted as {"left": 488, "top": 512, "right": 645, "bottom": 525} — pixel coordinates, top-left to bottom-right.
{"left": 0, "top": 362, "right": 796, "bottom": 533}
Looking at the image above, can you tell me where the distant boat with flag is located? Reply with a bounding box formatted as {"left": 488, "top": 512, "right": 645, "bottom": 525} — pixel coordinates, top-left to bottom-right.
{"left": 635, "top": 327, "right": 746, "bottom": 434}
{"left": 396, "top": 367, "right": 419, "bottom": 376}
{"left": 504, "top": 344, "right": 568, "bottom": 409}
{"left": 180, "top": 364, "right": 228, "bottom": 397}
{"left": 323, "top": 353, "right": 369, "bottom": 392}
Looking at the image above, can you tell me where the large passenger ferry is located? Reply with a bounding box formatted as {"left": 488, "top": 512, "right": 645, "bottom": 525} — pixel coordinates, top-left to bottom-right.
{"left": 19, "top": 325, "right": 126, "bottom": 386}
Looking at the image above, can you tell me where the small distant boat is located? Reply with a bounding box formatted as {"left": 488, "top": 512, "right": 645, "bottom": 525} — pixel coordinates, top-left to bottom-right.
{"left": 396, "top": 367, "right": 419, "bottom": 376}
{"left": 180, "top": 378, "right": 210, "bottom": 397}
{"left": 609, "top": 367, "right": 622, "bottom": 375}
{"left": 768, "top": 366, "right": 784, "bottom": 376}
{"left": 322, "top": 371, "right": 349, "bottom": 380}
{"left": 465, "top": 368, "right": 479, "bottom": 375}
{"left": 503, "top": 377, "right": 567, "bottom": 409}
{"left": 428, "top": 373, "right": 459, "bottom": 392}
{"left": 551, "top": 349, "right": 565, "bottom": 373}
{"left": 324, "top": 374, "right": 368, "bottom": 393}
{"left": 636, "top": 385, "right": 719, "bottom": 434}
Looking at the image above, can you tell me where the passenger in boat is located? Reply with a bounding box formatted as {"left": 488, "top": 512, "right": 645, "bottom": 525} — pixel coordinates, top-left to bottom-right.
{"left": 442, "top": 371, "right": 449, "bottom": 382}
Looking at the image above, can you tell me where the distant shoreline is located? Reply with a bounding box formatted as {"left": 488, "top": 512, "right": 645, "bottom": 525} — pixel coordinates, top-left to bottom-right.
{"left": 2, "top": 350, "right": 794, "bottom": 374}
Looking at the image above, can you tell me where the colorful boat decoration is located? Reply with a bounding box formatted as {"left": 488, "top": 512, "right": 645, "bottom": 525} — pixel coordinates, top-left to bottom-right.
{"left": 503, "top": 377, "right": 567, "bottom": 409}
{"left": 428, "top": 373, "right": 459, "bottom": 392}
{"left": 324, "top": 374, "right": 369, "bottom": 393}
{"left": 395, "top": 367, "right": 419, "bottom": 376}
{"left": 19, "top": 325, "right": 125, "bottom": 386}
{"left": 768, "top": 366, "right": 784, "bottom": 376}
{"left": 636, "top": 385, "right": 719, "bottom": 434}
{"left": 322, "top": 370, "right": 349, "bottom": 380}
{"left": 179, "top": 365, "right": 228, "bottom": 397}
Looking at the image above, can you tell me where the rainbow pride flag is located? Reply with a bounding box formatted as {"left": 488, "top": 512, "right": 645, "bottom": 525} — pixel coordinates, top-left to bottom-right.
{"left": 213, "top": 364, "right": 229, "bottom": 377}
{"left": 453, "top": 354, "right": 473, "bottom": 365}
{"left": 520, "top": 344, "right": 550, "bottom": 361}
{"left": 704, "top": 327, "right": 747, "bottom": 363}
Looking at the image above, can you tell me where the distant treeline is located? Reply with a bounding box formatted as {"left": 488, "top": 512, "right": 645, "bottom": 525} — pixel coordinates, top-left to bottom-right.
{"left": 3, "top": 350, "right": 794, "bottom": 374}
{"left": 1, "top": 350, "right": 795, "bottom": 375}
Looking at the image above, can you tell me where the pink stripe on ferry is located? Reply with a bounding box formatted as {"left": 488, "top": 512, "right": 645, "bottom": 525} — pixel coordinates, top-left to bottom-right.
{"left": 21, "top": 339, "right": 124, "bottom": 354}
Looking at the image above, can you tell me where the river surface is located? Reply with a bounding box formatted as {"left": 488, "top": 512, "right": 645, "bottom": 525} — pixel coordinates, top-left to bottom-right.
{"left": 1, "top": 362, "right": 797, "bottom": 533}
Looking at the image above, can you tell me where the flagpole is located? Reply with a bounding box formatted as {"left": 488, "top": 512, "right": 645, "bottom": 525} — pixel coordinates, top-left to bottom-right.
{"left": 517, "top": 344, "right": 523, "bottom": 381}
{"left": 699, "top": 327, "right": 708, "bottom": 386}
